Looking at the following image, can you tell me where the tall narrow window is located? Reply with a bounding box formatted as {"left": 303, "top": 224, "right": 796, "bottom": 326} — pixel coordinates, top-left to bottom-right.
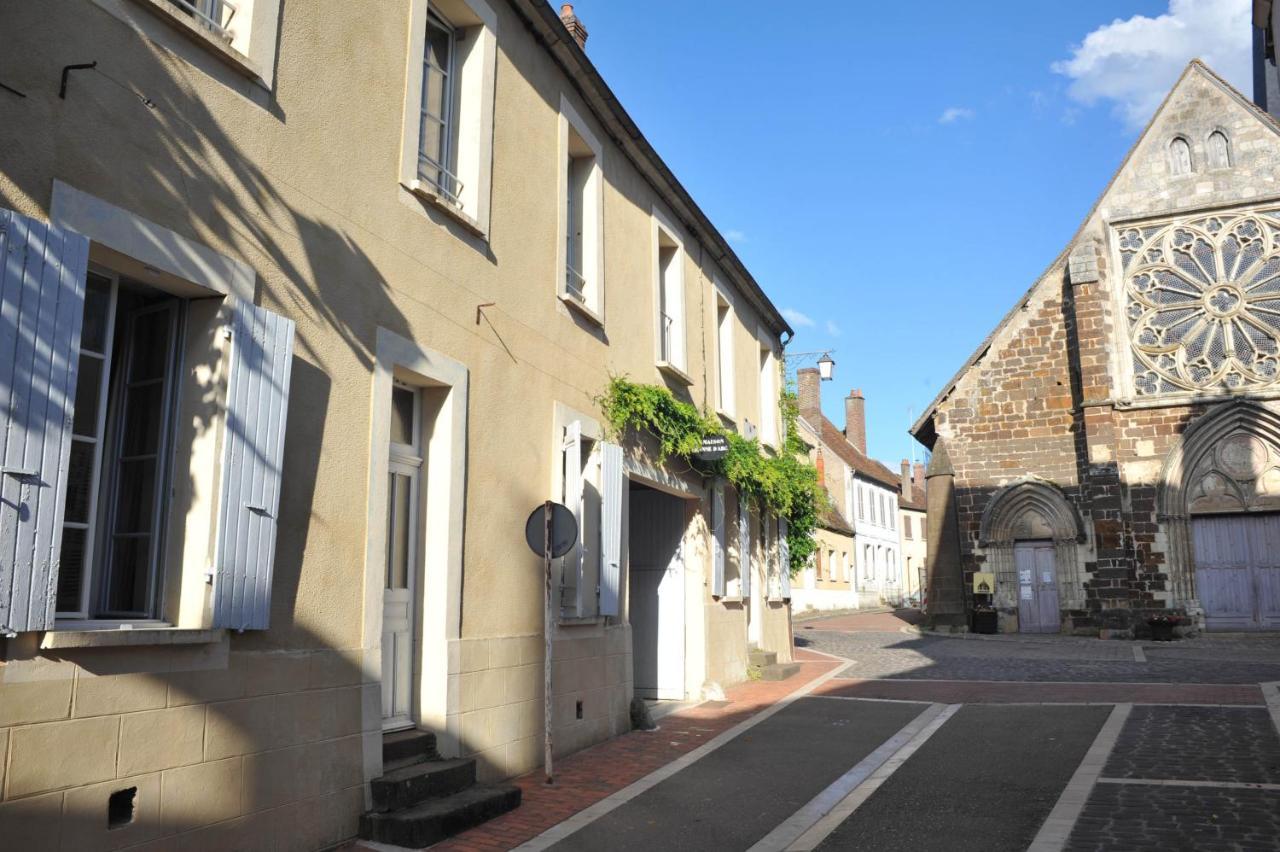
{"left": 383, "top": 382, "right": 422, "bottom": 729}
{"left": 856, "top": 481, "right": 864, "bottom": 521}
{"left": 904, "top": 515, "right": 913, "bottom": 540}
{"left": 1207, "top": 130, "right": 1231, "bottom": 169}
{"left": 715, "top": 290, "right": 735, "bottom": 414}
{"left": 1169, "top": 137, "right": 1193, "bottom": 176}
{"left": 560, "top": 108, "right": 603, "bottom": 317}
{"left": 655, "top": 222, "right": 685, "bottom": 371}
{"left": 56, "top": 271, "right": 183, "bottom": 620}
{"left": 419, "top": 9, "right": 460, "bottom": 203}
{"left": 759, "top": 343, "right": 777, "bottom": 446}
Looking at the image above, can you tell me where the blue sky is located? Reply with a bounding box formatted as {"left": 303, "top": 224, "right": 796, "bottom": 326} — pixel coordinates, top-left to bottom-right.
{"left": 572, "top": 0, "right": 1251, "bottom": 465}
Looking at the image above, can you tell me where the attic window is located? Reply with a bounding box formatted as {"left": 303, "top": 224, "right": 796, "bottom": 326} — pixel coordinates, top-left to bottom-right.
{"left": 1207, "top": 130, "right": 1232, "bottom": 169}
{"left": 1169, "top": 137, "right": 1193, "bottom": 176}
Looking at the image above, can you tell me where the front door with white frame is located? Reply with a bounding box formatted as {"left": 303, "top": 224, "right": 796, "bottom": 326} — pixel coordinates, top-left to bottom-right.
{"left": 383, "top": 383, "right": 422, "bottom": 730}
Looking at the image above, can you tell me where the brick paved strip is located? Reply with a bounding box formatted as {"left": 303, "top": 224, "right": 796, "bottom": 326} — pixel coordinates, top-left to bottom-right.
{"left": 1063, "top": 782, "right": 1280, "bottom": 852}
{"left": 1098, "top": 777, "right": 1280, "bottom": 791}
{"left": 1103, "top": 705, "right": 1280, "bottom": 785}
{"left": 420, "top": 654, "right": 842, "bottom": 852}
{"left": 817, "top": 677, "right": 1265, "bottom": 706}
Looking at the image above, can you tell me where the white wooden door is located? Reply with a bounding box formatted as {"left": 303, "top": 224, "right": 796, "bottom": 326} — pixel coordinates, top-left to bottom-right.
{"left": 1193, "top": 514, "right": 1280, "bottom": 631}
{"left": 382, "top": 383, "right": 422, "bottom": 730}
{"left": 1015, "top": 542, "right": 1059, "bottom": 633}
{"left": 629, "top": 487, "right": 686, "bottom": 700}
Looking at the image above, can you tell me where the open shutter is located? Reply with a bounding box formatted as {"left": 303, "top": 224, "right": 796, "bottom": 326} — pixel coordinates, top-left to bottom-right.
{"left": 599, "top": 441, "right": 623, "bottom": 616}
{"left": 711, "top": 481, "right": 725, "bottom": 597}
{"left": 560, "top": 421, "right": 582, "bottom": 616}
{"left": 0, "top": 209, "right": 89, "bottom": 634}
{"left": 739, "top": 504, "right": 751, "bottom": 598}
{"left": 213, "top": 299, "right": 295, "bottom": 630}
{"left": 779, "top": 517, "right": 791, "bottom": 599}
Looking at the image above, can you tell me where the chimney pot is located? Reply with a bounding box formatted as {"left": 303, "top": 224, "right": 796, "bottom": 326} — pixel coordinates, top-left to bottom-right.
{"left": 844, "top": 389, "right": 867, "bottom": 455}
{"left": 900, "top": 460, "right": 911, "bottom": 498}
{"left": 559, "top": 3, "right": 588, "bottom": 49}
{"left": 914, "top": 461, "right": 926, "bottom": 498}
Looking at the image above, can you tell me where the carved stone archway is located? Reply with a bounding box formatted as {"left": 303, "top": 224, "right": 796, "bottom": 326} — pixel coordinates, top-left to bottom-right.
{"left": 978, "top": 479, "right": 1086, "bottom": 618}
{"left": 1157, "top": 401, "right": 1280, "bottom": 611}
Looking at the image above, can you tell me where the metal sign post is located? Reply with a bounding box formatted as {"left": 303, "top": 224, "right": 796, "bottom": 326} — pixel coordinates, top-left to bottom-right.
{"left": 524, "top": 501, "right": 577, "bottom": 786}
{"left": 542, "top": 501, "right": 554, "bottom": 785}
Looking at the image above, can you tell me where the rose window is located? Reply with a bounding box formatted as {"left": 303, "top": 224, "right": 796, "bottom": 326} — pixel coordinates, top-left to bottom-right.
{"left": 1121, "top": 211, "right": 1280, "bottom": 395}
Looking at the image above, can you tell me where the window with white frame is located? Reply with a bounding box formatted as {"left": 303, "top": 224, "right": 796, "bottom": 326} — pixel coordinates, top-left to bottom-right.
{"left": 654, "top": 217, "right": 686, "bottom": 372}
{"left": 856, "top": 480, "right": 864, "bottom": 521}
{"left": 559, "top": 98, "right": 604, "bottom": 316}
{"left": 1, "top": 198, "right": 296, "bottom": 634}
{"left": 758, "top": 341, "right": 778, "bottom": 447}
{"left": 715, "top": 287, "right": 735, "bottom": 415}
{"left": 863, "top": 544, "right": 873, "bottom": 580}
{"left": 147, "top": 0, "right": 284, "bottom": 86}
{"left": 904, "top": 515, "right": 913, "bottom": 540}
{"left": 724, "top": 486, "right": 742, "bottom": 595}
{"left": 400, "top": 0, "right": 498, "bottom": 229}
{"left": 558, "top": 418, "right": 623, "bottom": 619}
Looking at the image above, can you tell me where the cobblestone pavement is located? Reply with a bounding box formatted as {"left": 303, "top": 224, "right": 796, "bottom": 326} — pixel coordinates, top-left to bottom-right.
{"left": 1065, "top": 783, "right": 1280, "bottom": 852}
{"left": 797, "top": 625, "right": 1280, "bottom": 684}
{"left": 1104, "top": 706, "right": 1280, "bottom": 784}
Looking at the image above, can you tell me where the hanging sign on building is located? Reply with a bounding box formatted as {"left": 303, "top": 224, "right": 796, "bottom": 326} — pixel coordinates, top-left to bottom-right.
{"left": 696, "top": 435, "right": 730, "bottom": 461}
{"left": 973, "top": 572, "right": 995, "bottom": 595}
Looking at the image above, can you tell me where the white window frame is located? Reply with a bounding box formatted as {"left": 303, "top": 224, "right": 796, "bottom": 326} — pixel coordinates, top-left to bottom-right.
{"left": 553, "top": 404, "right": 607, "bottom": 621}
{"left": 557, "top": 96, "right": 606, "bottom": 322}
{"left": 399, "top": 0, "right": 499, "bottom": 235}
{"left": 713, "top": 282, "right": 736, "bottom": 418}
{"left": 652, "top": 207, "right": 689, "bottom": 380}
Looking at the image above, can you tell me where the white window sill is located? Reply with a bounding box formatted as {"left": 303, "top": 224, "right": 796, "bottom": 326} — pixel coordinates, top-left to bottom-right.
{"left": 559, "top": 293, "right": 605, "bottom": 327}
{"left": 557, "top": 615, "right": 604, "bottom": 627}
{"left": 657, "top": 360, "right": 693, "bottom": 386}
{"left": 406, "top": 181, "right": 487, "bottom": 239}
{"left": 716, "top": 408, "right": 736, "bottom": 426}
{"left": 132, "top": 0, "right": 266, "bottom": 84}
{"left": 716, "top": 595, "right": 744, "bottom": 604}
{"left": 41, "top": 625, "right": 226, "bottom": 650}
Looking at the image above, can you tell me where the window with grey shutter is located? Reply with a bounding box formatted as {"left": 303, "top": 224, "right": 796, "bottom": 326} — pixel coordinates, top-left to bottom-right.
{"left": 738, "top": 504, "right": 751, "bottom": 598}
{"left": 558, "top": 421, "right": 583, "bottom": 617}
{"left": 212, "top": 299, "right": 296, "bottom": 630}
{"left": 0, "top": 208, "right": 90, "bottom": 633}
{"left": 599, "top": 441, "right": 623, "bottom": 616}
{"left": 779, "top": 518, "right": 791, "bottom": 599}
{"left": 711, "top": 481, "right": 725, "bottom": 597}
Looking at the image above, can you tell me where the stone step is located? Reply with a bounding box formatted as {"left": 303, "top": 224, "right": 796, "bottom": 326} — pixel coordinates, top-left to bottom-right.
{"left": 371, "top": 758, "right": 477, "bottom": 813}
{"left": 758, "top": 661, "right": 800, "bottom": 681}
{"left": 748, "top": 648, "right": 778, "bottom": 668}
{"left": 382, "top": 729, "right": 438, "bottom": 766}
{"left": 359, "top": 784, "right": 523, "bottom": 848}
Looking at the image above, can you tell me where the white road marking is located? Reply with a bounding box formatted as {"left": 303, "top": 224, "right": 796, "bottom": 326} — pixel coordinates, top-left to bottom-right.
{"left": 1263, "top": 681, "right": 1280, "bottom": 738}
{"left": 780, "top": 703, "right": 962, "bottom": 852}
{"left": 510, "top": 656, "right": 852, "bottom": 851}
{"left": 1098, "top": 777, "right": 1280, "bottom": 791}
{"left": 1027, "top": 702, "right": 1132, "bottom": 852}
{"left": 1132, "top": 645, "right": 1146, "bottom": 662}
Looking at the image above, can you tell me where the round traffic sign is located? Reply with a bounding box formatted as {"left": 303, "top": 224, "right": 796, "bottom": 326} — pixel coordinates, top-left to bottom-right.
{"left": 525, "top": 502, "right": 578, "bottom": 559}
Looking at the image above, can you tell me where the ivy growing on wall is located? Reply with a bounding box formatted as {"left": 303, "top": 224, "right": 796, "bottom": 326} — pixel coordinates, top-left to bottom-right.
{"left": 598, "top": 376, "right": 823, "bottom": 575}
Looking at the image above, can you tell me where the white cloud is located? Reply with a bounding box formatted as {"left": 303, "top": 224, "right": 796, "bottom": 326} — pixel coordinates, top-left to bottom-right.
{"left": 782, "top": 308, "right": 815, "bottom": 328}
{"left": 1051, "top": 0, "right": 1251, "bottom": 130}
{"left": 725, "top": 228, "right": 748, "bottom": 244}
{"left": 826, "top": 320, "right": 842, "bottom": 337}
{"left": 938, "top": 106, "right": 976, "bottom": 124}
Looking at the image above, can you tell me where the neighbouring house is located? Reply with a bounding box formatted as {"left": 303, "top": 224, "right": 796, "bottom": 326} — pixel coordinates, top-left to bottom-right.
{"left": 795, "top": 369, "right": 904, "bottom": 610}
{"left": 0, "top": 1, "right": 796, "bottom": 847}
{"left": 911, "top": 57, "right": 1280, "bottom": 636}
{"left": 791, "top": 410, "right": 857, "bottom": 613}
{"left": 898, "top": 461, "right": 927, "bottom": 607}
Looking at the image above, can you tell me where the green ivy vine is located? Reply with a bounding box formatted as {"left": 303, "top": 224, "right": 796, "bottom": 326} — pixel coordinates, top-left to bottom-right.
{"left": 598, "top": 376, "right": 824, "bottom": 575}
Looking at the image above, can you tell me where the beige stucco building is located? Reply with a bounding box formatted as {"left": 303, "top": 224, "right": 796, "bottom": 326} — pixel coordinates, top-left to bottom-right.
{"left": 0, "top": 1, "right": 798, "bottom": 847}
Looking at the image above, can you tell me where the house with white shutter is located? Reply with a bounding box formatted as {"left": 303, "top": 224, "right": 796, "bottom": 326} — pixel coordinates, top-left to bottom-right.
{"left": 0, "top": 1, "right": 795, "bottom": 848}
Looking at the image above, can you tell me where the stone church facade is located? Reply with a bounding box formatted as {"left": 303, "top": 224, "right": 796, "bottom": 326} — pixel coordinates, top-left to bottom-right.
{"left": 912, "top": 61, "right": 1280, "bottom": 636}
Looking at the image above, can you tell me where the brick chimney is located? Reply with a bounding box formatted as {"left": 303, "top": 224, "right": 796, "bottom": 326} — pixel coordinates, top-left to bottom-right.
{"left": 796, "top": 368, "right": 821, "bottom": 418}
{"left": 844, "top": 389, "right": 866, "bottom": 455}
{"left": 914, "top": 461, "right": 926, "bottom": 499}
{"left": 900, "top": 460, "right": 911, "bottom": 498}
{"left": 815, "top": 447, "right": 826, "bottom": 483}
{"left": 560, "top": 4, "right": 588, "bottom": 49}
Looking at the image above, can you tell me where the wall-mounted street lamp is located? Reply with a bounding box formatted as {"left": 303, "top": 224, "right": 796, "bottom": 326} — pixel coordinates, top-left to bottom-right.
{"left": 784, "top": 350, "right": 837, "bottom": 382}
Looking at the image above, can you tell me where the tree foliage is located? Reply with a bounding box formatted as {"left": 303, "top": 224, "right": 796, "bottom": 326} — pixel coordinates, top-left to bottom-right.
{"left": 598, "top": 376, "right": 824, "bottom": 574}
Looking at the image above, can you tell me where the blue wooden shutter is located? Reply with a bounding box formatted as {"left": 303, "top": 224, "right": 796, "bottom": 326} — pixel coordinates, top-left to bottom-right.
{"left": 711, "top": 481, "right": 725, "bottom": 597}
{"left": 213, "top": 300, "right": 295, "bottom": 630}
{"left": 0, "top": 209, "right": 89, "bottom": 634}
{"left": 779, "top": 517, "right": 791, "bottom": 599}
{"left": 599, "top": 441, "right": 623, "bottom": 616}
